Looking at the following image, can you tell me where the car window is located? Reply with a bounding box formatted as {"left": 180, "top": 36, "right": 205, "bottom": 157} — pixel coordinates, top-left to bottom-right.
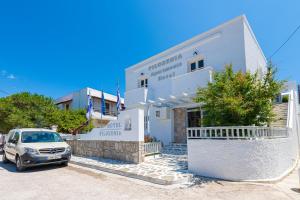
{"left": 12, "top": 132, "right": 20, "bottom": 143}
{"left": 21, "top": 131, "right": 64, "bottom": 143}
{"left": 7, "top": 131, "right": 15, "bottom": 143}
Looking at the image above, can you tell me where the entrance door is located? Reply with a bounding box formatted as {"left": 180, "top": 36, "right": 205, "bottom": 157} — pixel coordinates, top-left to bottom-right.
{"left": 173, "top": 108, "right": 187, "bottom": 143}
{"left": 187, "top": 109, "right": 201, "bottom": 127}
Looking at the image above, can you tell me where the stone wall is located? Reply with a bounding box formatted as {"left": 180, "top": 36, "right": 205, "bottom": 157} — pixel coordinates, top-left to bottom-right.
{"left": 173, "top": 108, "right": 187, "bottom": 143}
{"left": 67, "top": 140, "right": 144, "bottom": 163}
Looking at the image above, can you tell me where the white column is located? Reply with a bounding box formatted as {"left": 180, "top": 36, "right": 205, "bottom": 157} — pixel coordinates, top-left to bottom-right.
{"left": 147, "top": 104, "right": 151, "bottom": 135}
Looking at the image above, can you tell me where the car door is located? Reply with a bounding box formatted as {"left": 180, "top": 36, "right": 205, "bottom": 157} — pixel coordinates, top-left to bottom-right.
{"left": 5, "top": 131, "right": 15, "bottom": 161}
{"left": 9, "top": 132, "right": 20, "bottom": 162}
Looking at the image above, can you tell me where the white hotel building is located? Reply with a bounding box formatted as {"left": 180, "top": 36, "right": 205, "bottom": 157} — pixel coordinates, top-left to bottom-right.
{"left": 125, "top": 15, "right": 267, "bottom": 145}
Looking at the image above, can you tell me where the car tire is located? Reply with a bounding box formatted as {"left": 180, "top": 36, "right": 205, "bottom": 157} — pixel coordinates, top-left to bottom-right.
{"left": 16, "top": 156, "right": 25, "bottom": 172}
{"left": 2, "top": 153, "right": 9, "bottom": 163}
{"left": 61, "top": 161, "right": 68, "bottom": 166}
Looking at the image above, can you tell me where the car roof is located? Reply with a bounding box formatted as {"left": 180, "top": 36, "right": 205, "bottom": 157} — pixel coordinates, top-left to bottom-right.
{"left": 11, "top": 128, "right": 56, "bottom": 133}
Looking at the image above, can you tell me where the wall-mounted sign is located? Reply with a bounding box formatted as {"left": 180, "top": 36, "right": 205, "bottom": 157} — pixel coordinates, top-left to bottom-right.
{"left": 99, "top": 122, "right": 122, "bottom": 137}
{"left": 147, "top": 54, "right": 183, "bottom": 81}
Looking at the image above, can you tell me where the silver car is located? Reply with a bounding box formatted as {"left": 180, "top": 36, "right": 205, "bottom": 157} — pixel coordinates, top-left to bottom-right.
{"left": 2, "top": 128, "right": 71, "bottom": 171}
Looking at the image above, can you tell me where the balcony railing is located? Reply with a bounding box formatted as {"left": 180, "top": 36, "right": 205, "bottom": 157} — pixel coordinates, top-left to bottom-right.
{"left": 125, "top": 67, "right": 213, "bottom": 107}
{"left": 187, "top": 126, "right": 289, "bottom": 140}
{"left": 93, "top": 109, "right": 118, "bottom": 117}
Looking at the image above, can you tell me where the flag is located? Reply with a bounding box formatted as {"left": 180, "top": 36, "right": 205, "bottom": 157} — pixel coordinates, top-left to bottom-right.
{"left": 116, "top": 87, "right": 121, "bottom": 113}
{"left": 86, "top": 91, "right": 93, "bottom": 120}
{"left": 101, "top": 90, "right": 106, "bottom": 115}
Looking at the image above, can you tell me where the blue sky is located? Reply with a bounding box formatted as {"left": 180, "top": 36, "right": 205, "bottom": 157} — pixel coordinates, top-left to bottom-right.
{"left": 0, "top": 0, "right": 299, "bottom": 98}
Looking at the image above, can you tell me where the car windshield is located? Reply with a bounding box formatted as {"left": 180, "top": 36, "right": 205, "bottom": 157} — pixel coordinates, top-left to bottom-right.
{"left": 21, "top": 131, "right": 64, "bottom": 143}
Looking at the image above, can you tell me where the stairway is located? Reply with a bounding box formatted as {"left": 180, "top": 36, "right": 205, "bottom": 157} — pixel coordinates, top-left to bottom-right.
{"left": 270, "top": 103, "right": 288, "bottom": 127}
{"left": 162, "top": 143, "right": 187, "bottom": 156}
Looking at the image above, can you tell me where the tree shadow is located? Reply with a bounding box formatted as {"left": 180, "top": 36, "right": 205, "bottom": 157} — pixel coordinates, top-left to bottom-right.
{"left": 186, "top": 175, "right": 224, "bottom": 188}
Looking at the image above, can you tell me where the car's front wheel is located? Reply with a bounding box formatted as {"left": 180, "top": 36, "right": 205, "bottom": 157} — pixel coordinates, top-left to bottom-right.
{"left": 61, "top": 161, "right": 68, "bottom": 167}
{"left": 2, "top": 153, "right": 9, "bottom": 163}
{"left": 16, "top": 156, "right": 25, "bottom": 172}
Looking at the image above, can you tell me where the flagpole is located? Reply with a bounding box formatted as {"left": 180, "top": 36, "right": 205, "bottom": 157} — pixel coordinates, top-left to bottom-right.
{"left": 117, "top": 80, "right": 119, "bottom": 120}
{"left": 116, "top": 79, "right": 121, "bottom": 120}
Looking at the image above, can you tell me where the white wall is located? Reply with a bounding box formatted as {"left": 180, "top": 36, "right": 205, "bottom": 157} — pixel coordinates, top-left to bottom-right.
{"left": 188, "top": 134, "right": 298, "bottom": 181}
{"left": 147, "top": 107, "right": 173, "bottom": 145}
{"left": 71, "top": 88, "right": 88, "bottom": 110}
{"left": 243, "top": 19, "right": 267, "bottom": 75}
{"left": 188, "top": 90, "right": 300, "bottom": 181}
{"left": 80, "top": 108, "right": 144, "bottom": 142}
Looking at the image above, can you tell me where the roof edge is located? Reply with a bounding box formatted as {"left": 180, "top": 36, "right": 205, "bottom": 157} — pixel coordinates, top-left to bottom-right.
{"left": 126, "top": 15, "right": 246, "bottom": 72}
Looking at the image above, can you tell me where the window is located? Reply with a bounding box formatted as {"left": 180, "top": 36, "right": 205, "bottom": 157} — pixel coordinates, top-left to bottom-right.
{"left": 189, "top": 59, "right": 205, "bottom": 72}
{"left": 144, "top": 116, "right": 149, "bottom": 130}
{"left": 141, "top": 80, "right": 145, "bottom": 87}
{"left": 105, "top": 103, "right": 110, "bottom": 115}
{"left": 9, "top": 132, "right": 19, "bottom": 143}
{"left": 190, "top": 62, "right": 196, "bottom": 71}
{"left": 198, "top": 60, "right": 204, "bottom": 69}
{"left": 156, "top": 111, "right": 160, "bottom": 118}
{"left": 21, "top": 131, "right": 63, "bottom": 143}
{"left": 139, "top": 78, "right": 148, "bottom": 88}
{"left": 8, "top": 132, "right": 14, "bottom": 143}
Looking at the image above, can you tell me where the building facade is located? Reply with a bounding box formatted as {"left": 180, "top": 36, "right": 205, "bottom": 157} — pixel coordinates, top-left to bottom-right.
{"left": 56, "top": 87, "right": 124, "bottom": 127}
{"left": 125, "top": 15, "right": 267, "bottom": 145}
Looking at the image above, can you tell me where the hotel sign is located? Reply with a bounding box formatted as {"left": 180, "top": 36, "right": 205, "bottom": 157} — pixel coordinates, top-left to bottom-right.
{"left": 148, "top": 54, "right": 183, "bottom": 81}
{"left": 98, "top": 118, "right": 132, "bottom": 137}
{"left": 98, "top": 122, "right": 122, "bottom": 137}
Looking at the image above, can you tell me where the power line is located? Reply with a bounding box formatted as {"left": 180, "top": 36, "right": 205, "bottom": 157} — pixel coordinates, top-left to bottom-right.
{"left": 269, "top": 24, "right": 300, "bottom": 60}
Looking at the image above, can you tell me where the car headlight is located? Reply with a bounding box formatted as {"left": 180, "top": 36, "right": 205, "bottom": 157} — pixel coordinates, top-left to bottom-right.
{"left": 66, "top": 146, "right": 71, "bottom": 153}
{"left": 24, "top": 147, "right": 39, "bottom": 155}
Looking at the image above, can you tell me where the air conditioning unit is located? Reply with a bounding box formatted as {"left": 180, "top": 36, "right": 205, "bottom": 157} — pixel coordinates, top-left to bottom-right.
{"left": 155, "top": 107, "right": 170, "bottom": 120}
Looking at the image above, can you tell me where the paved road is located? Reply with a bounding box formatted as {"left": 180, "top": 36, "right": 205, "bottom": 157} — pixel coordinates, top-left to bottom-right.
{"left": 0, "top": 161, "right": 299, "bottom": 200}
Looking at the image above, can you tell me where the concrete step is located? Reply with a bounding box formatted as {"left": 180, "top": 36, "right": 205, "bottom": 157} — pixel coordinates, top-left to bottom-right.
{"left": 162, "top": 144, "right": 187, "bottom": 155}
{"left": 270, "top": 103, "right": 288, "bottom": 128}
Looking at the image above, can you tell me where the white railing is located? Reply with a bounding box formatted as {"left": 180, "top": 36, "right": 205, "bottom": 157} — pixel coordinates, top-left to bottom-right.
{"left": 187, "top": 126, "right": 289, "bottom": 140}
{"left": 144, "top": 142, "right": 162, "bottom": 155}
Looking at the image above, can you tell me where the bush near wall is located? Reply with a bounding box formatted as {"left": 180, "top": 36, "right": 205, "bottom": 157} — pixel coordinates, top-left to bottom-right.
{"left": 194, "top": 64, "right": 285, "bottom": 126}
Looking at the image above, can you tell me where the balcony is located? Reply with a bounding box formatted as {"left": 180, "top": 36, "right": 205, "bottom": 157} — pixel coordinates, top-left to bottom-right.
{"left": 171, "top": 66, "right": 213, "bottom": 97}
{"left": 125, "top": 67, "right": 213, "bottom": 107}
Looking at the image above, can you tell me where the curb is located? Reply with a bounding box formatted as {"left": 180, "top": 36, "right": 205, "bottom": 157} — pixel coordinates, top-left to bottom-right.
{"left": 70, "top": 160, "right": 192, "bottom": 185}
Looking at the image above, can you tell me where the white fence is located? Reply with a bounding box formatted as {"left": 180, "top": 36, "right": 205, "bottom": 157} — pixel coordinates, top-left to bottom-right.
{"left": 187, "top": 126, "right": 289, "bottom": 140}
{"left": 144, "top": 142, "right": 162, "bottom": 156}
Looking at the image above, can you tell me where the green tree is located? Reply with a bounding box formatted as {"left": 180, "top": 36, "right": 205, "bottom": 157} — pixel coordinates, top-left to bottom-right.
{"left": 0, "top": 92, "right": 88, "bottom": 133}
{"left": 194, "top": 64, "right": 284, "bottom": 126}
{"left": 56, "top": 109, "right": 90, "bottom": 133}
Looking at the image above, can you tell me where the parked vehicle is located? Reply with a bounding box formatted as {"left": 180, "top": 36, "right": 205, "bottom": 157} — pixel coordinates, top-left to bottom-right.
{"left": 2, "top": 128, "right": 71, "bottom": 171}
{"left": 0, "top": 133, "right": 5, "bottom": 153}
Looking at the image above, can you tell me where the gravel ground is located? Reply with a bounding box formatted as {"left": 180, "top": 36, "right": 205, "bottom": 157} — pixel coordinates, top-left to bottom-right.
{"left": 0, "top": 161, "right": 299, "bottom": 200}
